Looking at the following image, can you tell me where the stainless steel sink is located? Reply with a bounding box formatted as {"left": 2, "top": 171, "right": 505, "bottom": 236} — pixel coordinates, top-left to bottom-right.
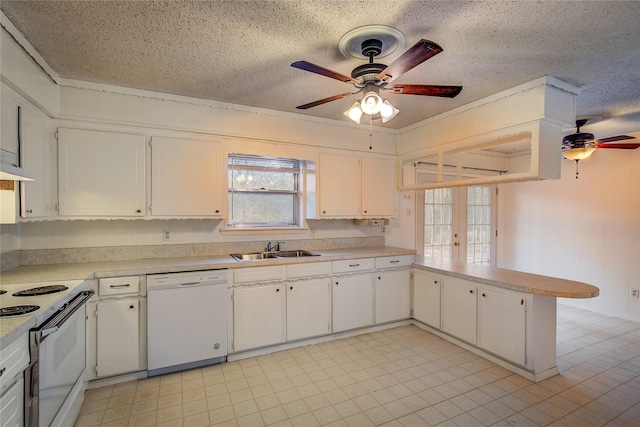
{"left": 230, "top": 250, "right": 319, "bottom": 261}
{"left": 230, "top": 252, "right": 279, "bottom": 261}
{"left": 275, "top": 250, "right": 319, "bottom": 258}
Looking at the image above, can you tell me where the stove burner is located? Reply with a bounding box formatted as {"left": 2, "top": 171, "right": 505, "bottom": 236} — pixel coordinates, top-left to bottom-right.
{"left": 0, "top": 305, "right": 40, "bottom": 317}
{"left": 0, "top": 290, "right": 6, "bottom": 295}
{"left": 13, "top": 285, "right": 69, "bottom": 297}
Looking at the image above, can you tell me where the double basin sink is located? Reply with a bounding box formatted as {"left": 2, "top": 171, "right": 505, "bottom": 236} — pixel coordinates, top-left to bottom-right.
{"left": 231, "top": 250, "right": 320, "bottom": 261}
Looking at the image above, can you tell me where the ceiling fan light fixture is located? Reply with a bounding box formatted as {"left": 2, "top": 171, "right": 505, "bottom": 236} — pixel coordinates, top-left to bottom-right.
{"left": 360, "top": 90, "right": 383, "bottom": 115}
{"left": 561, "top": 146, "right": 596, "bottom": 161}
{"left": 344, "top": 101, "right": 363, "bottom": 123}
{"left": 380, "top": 100, "right": 399, "bottom": 123}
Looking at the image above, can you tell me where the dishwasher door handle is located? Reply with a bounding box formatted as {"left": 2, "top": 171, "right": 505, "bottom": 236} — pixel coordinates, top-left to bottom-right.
{"left": 179, "top": 282, "right": 201, "bottom": 287}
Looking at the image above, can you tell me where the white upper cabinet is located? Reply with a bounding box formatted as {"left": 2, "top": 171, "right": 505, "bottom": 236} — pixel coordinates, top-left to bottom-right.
{"left": 150, "top": 136, "right": 224, "bottom": 217}
{"left": 317, "top": 153, "right": 361, "bottom": 217}
{"left": 58, "top": 128, "right": 146, "bottom": 217}
{"left": 361, "top": 157, "right": 397, "bottom": 217}
{"left": 312, "top": 153, "right": 397, "bottom": 219}
{"left": 1, "top": 85, "right": 20, "bottom": 155}
{"left": 20, "top": 105, "right": 51, "bottom": 219}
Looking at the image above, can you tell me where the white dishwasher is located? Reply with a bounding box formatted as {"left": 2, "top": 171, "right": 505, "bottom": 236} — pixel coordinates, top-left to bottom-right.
{"left": 147, "top": 270, "right": 228, "bottom": 376}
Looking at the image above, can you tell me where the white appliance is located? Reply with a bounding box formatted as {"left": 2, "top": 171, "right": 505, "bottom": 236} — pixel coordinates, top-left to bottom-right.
{"left": 0, "top": 280, "right": 92, "bottom": 427}
{"left": 147, "top": 270, "right": 228, "bottom": 376}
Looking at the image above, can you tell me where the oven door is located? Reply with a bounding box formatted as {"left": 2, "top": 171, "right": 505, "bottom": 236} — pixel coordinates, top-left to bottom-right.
{"left": 26, "top": 290, "right": 93, "bottom": 427}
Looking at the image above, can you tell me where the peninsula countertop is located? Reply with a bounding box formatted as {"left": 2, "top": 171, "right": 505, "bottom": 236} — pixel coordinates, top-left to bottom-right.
{"left": 413, "top": 255, "right": 599, "bottom": 298}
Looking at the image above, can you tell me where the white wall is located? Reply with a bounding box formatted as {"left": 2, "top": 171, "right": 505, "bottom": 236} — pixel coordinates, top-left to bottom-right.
{"left": 497, "top": 149, "right": 640, "bottom": 321}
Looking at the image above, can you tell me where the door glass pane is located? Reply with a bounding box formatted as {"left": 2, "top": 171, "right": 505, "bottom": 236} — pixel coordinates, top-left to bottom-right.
{"left": 466, "top": 185, "right": 492, "bottom": 265}
{"left": 423, "top": 188, "right": 453, "bottom": 260}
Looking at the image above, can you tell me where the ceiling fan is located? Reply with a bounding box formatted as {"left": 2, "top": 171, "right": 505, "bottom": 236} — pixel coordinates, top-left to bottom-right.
{"left": 562, "top": 118, "right": 639, "bottom": 178}
{"left": 291, "top": 35, "right": 462, "bottom": 123}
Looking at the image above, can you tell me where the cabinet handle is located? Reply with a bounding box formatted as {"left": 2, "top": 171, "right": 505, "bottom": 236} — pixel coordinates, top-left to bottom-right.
{"left": 215, "top": 210, "right": 220, "bottom": 214}
{"left": 25, "top": 209, "right": 33, "bottom": 214}
{"left": 434, "top": 280, "right": 438, "bottom": 284}
{"left": 0, "top": 367, "right": 6, "bottom": 377}
{"left": 349, "top": 264, "right": 360, "bottom": 267}
{"left": 521, "top": 299, "right": 524, "bottom": 305}
{"left": 322, "top": 210, "right": 326, "bottom": 214}
{"left": 129, "top": 305, "right": 135, "bottom": 309}
{"left": 136, "top": 209, "right": 141, "bottom": 213}
{"left": 110, "top": 284, "right": 131, "bottom": 288}
{"left": 290, "top": 286, "right": 293, "bottom": 290}
{"left": 378, "top": 276, "right": 381, "bottom": 280}
{"left": 364, "top": 210, "right": 368, "bottom": 213}
{"left": 482, "top": 293, "right": 486, "bottom": 297}
{"left": 276, "top": 288, "right": 280, "bottom": 292}
{"left": 390, "top": 260, "right": 400, "bottom": 263}
{"left": 335, "top": 281, "right": 339, "bottom": 286}
{"left": 469, "top": 290, "right": 474, "bottom": 294}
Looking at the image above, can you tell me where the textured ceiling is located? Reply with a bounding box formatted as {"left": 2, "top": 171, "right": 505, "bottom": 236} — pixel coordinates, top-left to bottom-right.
{"left": 2, "top": 1, "right": 640, "bottom": 135}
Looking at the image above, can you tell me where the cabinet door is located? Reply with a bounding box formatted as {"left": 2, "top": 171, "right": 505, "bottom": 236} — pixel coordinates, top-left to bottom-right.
{"left": 412, "top": 270, "right": 441, "bottom": 328}
{"left": 318, "top": 153, "right": 360, "bottom": 217}
{"left": 478, "top": 288, "right": 526, "bottom": 365}
{"left": 1, "top": 85, "right": 19, "bottom": 154}
{"left": 0, "top": 378, "right": 23, "bottom": 427}
{"left": 361, "top": 157, "right": 397, "bottom": 217}
{"left": 150, "top": 136, "right": 224, "bottom": 216}
{"left": 287, "top": 278, "right": 331, "bottom": 341}
{"left": 97, "top": 299, "right": 140, "bottom": 378}
{"left": 375, "top": 269, "right": 410, "bottom": 323}
{"left": 233, "top": 284, "right": 285, "bottom": 352}
{"left": 441, "top": 278, "right": 477, "bottom": 344}
{"left": 58, "top": 128, "right": 146, "bottom": 217}
{"left": 333, "top": 273, "right": 373, "bottom": 332}
{"left": 20, "top": 105, "right": 50, "bottom": 218}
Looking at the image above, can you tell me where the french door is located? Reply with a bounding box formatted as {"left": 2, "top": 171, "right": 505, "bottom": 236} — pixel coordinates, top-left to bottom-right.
{"left": 416, "top": 174, "right": 496, "bottom": 266}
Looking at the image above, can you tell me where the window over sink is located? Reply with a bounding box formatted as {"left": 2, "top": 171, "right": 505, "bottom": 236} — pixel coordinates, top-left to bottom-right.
{"left": 227, "top": 154, "right": 302, "bottom": 228}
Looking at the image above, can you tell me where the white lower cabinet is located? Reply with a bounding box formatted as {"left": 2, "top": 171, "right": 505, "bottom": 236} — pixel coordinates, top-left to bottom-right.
{"left": 332, "top": 273, "right": 374, "bottom": 333}
{"left": 375, "top": 269, "right": 411, "bottom": 323}
{"left": 286, "top": 278, "right": 331, "bottom": 341}
{"left": 233, "top": 284, "right": 285, "bottom": 352}
{"left": 478, "top": 287, "right": 526, "bottom": 365}
{"left": 0, "top": 378, "right": 23, "bottom": 427}
{"left": 87, "top": 276, "right": 146, "bottom": 380}
{"left": 96, "top": 299, "right": 140, "bottom": 378}
{"left": 440, "top": 277, "right": 477, "bottom": 345}
{"left": 412, "top": 269, "right": 441, "bottom": 328}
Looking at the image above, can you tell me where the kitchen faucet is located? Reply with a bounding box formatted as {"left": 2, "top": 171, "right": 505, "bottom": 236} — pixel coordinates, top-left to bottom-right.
{"left": 265, "top": 241, "right": 284, "bottom": 252}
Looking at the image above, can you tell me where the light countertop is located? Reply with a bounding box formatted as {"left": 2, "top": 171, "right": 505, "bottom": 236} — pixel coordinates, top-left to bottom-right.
{"left": 413, "top": 255, "right": 599, "bottom": 298}
{"left": 2, "top": 247, "right": 599, "bottom": 346}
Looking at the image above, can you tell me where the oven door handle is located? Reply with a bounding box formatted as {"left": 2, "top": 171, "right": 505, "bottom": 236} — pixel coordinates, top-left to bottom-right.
{"left": 32, "top": 290, "right": 95, "bottom": 343}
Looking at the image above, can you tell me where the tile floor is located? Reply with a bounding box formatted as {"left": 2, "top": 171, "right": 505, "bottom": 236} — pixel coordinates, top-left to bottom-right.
{"left": 74, "top": 304, "right": 640, "bottom": 426}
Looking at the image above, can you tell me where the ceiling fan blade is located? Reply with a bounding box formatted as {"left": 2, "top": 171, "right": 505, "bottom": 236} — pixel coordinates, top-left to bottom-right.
{"left": 391, "top": 84, "right": 462, "bottom": 98}
{"left": 595, "top": 135, "right": 636, "bottom": 144}
{"left": 295, "top": 92, "right": 355, "bottom": 109}
{"left": 595, "top": 143, "right": 640, "bottom": 150}
{"left": 291, "top": 61, "right": 359, "bottom": 84}
{"left": 376, "top": 39, "right": 443, "bottom": 83}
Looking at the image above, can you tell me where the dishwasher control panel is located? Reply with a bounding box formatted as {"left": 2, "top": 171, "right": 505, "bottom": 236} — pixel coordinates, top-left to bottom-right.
{"left": 147, "top": 270, "right": 228, "bottom": 290}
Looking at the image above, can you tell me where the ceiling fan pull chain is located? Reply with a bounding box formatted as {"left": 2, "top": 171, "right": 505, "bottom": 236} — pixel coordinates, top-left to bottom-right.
{"left": 575, "top": 160, "right": 580, "bottom": 179}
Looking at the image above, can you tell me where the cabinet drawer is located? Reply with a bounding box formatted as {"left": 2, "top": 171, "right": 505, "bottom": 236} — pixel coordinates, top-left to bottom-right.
{"left": 287, "top": 262, "right": 331, "bottom": 278}
{"left": 332, "top": 258, "right": 375, "bottom": 274}
{"left": 99, "top": 276, "right": 140, "bottom": 296}
{"left": 375, "top": 255, "right": 413, "bottom": 269}
{"left": 233, "top": 265, "right": 285, "bottom": 284}
{"left": 0, "top": 335, "right": 28, "bottom": 394}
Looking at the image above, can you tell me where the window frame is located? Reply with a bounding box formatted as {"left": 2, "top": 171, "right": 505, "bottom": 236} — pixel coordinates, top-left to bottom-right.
{"left": 227, "top": 154, "right": 303, "bottom": 228}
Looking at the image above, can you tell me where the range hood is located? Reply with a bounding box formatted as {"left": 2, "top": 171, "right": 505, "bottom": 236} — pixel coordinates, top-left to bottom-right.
{"left": 0, "top": 149, "right": 34, "bottom": 181}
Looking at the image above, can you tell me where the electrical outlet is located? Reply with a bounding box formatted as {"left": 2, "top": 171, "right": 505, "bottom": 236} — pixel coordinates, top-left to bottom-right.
{"left": 382, "top": 226, "right": 386, "bottom": 233}
{"left": 163, "top": 230, "right": 171, "bottom": 241}
{"left": 632, "top": 288, "right": 639, "bottom": 298}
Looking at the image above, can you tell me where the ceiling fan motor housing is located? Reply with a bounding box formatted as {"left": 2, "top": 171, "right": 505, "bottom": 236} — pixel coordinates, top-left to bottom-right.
{"left": 562, "top": 132, "right": 595, "bottom": 149}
